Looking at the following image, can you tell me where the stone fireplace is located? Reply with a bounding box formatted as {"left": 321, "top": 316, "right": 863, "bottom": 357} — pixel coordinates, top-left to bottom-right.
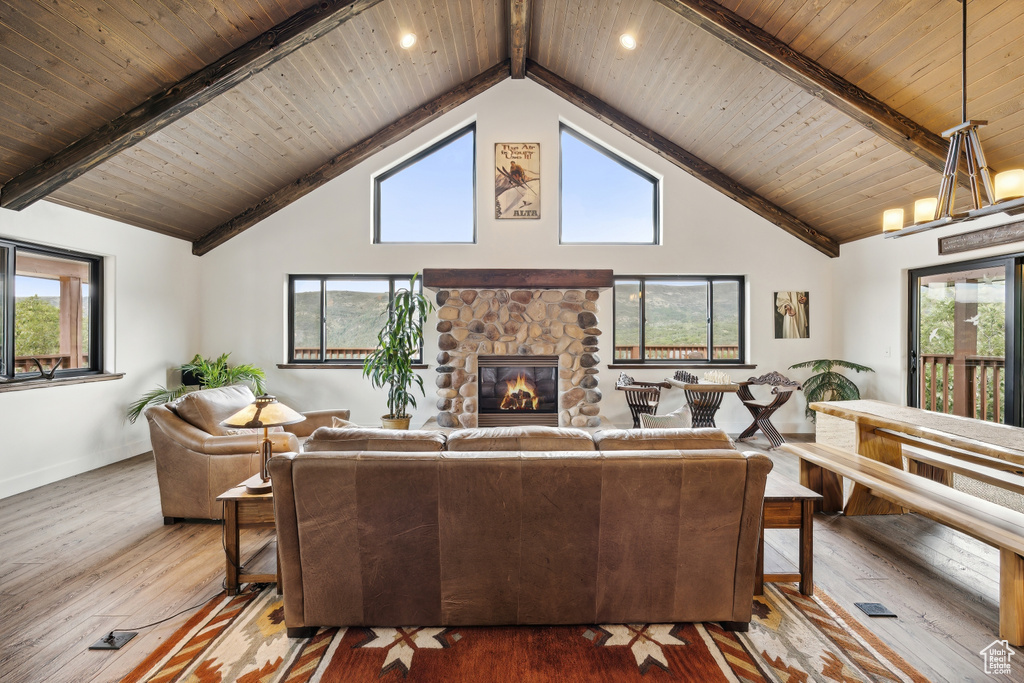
{"left": 424, "top": 269, "right": 611, "bottom": 429}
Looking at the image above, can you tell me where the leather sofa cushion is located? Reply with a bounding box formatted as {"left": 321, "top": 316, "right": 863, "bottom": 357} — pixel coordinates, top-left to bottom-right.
{"left": 171, "top": 384, "right": 256, "bottom": 436}
{"left": 304, "top": 427, "right": 447, "bottom": 452}
{"left": 593, "top": 428, "right": 734, "bottom": 451}
{"left": 445, "top": 426, "right": 595, "bottom": 451}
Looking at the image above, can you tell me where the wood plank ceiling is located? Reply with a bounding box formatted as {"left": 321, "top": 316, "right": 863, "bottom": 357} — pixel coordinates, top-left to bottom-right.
{"left": 0, "top": 0, "right": 1022, "bottom": 256}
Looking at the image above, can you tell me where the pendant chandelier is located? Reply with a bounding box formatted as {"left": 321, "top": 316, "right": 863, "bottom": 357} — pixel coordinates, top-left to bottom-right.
{"left": 883, "top": 0, "right": 1024, "bottom": 238}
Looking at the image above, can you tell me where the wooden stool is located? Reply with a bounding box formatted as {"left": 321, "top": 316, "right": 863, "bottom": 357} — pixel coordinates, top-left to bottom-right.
{"left": 615, "top": 373, "right": 670, "bottom": 428}
{"left": 736, "top": 372, "right": 802, "bottom": 449}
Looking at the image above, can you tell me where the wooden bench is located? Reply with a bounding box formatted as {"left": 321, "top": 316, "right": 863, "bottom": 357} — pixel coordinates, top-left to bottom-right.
{"left": 781, "top": 399, "right": 1024, "bottom": 646}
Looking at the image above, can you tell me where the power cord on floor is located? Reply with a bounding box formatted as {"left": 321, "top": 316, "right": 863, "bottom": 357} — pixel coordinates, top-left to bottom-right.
{"left": 90, "top": 509, "right": 273, "bottom": 651}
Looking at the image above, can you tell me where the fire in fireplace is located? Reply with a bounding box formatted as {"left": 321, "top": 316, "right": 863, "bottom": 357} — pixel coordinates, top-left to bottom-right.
{"left": 500, "top": 373, "right": 540, "bottom": 411}
{"left": 478, "top": 355, "right": 558, "bottom": 426}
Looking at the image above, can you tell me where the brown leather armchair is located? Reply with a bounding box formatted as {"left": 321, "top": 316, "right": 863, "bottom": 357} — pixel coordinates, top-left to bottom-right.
{"left": 144, "top": 384, "right": 350, "bottom": 522}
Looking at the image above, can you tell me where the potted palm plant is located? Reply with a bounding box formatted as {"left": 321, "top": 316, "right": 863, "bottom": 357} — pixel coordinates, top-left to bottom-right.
{"left": 127, "top": 353, "right": 266, "bottom": 423}
{"left": 362, "top": 274, "right": 434, "bottom": 429}
{"left": 789, "top": 358, "right": 874, "bottom": 421}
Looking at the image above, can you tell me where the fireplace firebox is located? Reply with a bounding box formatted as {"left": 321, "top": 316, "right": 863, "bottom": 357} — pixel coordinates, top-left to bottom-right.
{"left": 478, "top": 355, "right": 558, "bottom": 427}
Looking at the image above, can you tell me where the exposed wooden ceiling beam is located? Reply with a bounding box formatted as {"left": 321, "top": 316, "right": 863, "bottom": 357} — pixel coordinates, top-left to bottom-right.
{"left": 651, "top": 0, "right": 963, "bottom": 184}
{"left": 193, "top": 61, "right": 512, "bottom": 256}
{"left": 0, "top": 0, "right": 385, "bottom": 212}
{"left": 525, "top": 60, "right": 839, "bottom": 258}
{"left": 509, "top": 0, "right": 532, "bottom": 79}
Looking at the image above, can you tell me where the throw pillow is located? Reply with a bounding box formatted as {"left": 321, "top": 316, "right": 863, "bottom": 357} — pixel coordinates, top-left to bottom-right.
{"left": 332, "top": 416, "right": 357, "bottom": 428}
{"left": 617, "top": 372, "right": 634, "bottom": 386}
{"left": 640, "top": 406, "right": 692, "bottom": 429}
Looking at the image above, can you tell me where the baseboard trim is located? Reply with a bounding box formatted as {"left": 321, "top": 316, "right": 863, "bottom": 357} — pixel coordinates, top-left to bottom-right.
{"left": 0, "top": 438, "right": 150, "bottom": 499}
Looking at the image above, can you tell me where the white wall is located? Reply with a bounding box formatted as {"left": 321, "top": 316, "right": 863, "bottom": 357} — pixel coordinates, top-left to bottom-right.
{"left": 199, "top": 78, "right": 835, "bottom": 434}
{"left": 0, "top": 202, "right": 200, "bottom": 498}
{"left": 835, "top": 214, "right": 1024, "bottom": 407}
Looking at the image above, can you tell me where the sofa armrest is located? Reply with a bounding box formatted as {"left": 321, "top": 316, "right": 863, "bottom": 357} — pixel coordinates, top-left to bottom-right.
{"left": 287, "top": 409, "right": 352, "bottom": 438}
{"left": 268, "top": 453, "right": 306, "bottom": 630}
{"left": 203, "top": 432, "right": 300, "bottom": 455}
{"left": 731, "top": 452, "right": 774, "bottom": 620}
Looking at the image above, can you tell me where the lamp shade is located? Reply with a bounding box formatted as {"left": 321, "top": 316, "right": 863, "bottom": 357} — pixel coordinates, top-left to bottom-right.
{"left": 995, "top": 169, "right": 1024, "bottom": 202}
{"left": 882, "top": 208, "right": 904, "bottom": 233}
{"left": 914, "top": 198, "right": 937, "bottom": 224}
{"left": 221, "top": 394, "right": 305, "bottom": 429}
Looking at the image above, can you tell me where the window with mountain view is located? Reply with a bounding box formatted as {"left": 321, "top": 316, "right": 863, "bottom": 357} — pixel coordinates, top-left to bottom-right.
{"left": 288, "top": 275, "right": 420, "bottom": 364}
{"left": 0, "top": 238, "right": 102, "bottom": 381}
{"left": 374, "top": 124, "right": 476, "bottom": 243}
{"left": 613, "top": 276, "right": 744, "bottom": 363}
{"left": 560, "top": 124, "right": 659, "bottom": 244}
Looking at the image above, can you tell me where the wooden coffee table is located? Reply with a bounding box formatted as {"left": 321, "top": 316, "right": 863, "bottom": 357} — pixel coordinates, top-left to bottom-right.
{"left": 217, "top": 474, "right": 279, "bottom": 596}
{"left": 757, "top": 470, "right": 822, "bottom": 596}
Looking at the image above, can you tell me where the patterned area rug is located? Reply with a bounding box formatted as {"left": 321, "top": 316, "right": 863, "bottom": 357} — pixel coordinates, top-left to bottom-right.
{"left": 121, "top": 584, "right": 927, "bottom": 682}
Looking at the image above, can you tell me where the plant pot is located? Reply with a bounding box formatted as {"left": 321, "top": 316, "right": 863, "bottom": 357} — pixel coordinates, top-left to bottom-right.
{"left": 381, "top": 415, "right": 411, "bottom": 430}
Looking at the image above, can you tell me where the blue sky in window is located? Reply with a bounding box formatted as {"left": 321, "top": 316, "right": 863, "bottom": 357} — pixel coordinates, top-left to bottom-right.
{"left": 561, "top": 130, "right": 656, "bottom": 243}
{"left": 15, "top": 275, "right": 59, "bottom": 298}
{"left": 377, "top": 132, "right": 474, "bottom": 243}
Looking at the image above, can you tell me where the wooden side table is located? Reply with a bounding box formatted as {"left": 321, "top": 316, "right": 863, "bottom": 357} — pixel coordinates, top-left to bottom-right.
{"left": 217, "top": 474, "right": 280, "bottom": 596}
{"left": 757, "top": 470, "right": 822, "bottom": 596}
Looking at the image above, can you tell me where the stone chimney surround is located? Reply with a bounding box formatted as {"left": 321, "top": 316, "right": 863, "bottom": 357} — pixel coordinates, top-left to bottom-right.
{"left": 423, "top": 269, "right": 613, "bottom": 429}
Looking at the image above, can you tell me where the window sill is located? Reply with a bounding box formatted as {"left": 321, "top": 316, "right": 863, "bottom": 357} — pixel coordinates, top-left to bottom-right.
{"left": 0, "top": 372, "right": 124, "bottom": 393}
{"left": 610, "top": 364, "right": 757, "bottom": 370}
{"left": 277, "top": 363, "right": 429, "bottom": 370}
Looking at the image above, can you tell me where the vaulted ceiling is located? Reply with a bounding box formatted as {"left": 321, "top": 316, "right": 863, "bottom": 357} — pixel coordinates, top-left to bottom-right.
{"left": 1, "top": 0, "right": 1022, "bottom": 257}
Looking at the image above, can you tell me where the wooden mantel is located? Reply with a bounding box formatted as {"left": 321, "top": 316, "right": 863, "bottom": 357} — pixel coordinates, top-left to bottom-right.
{"left": 421, "top": 269, "right": 613, "bottom": 290}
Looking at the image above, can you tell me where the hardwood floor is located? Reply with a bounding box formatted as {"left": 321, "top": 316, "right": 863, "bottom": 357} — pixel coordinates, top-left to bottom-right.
{"left": 1, "top": 441, "right": 1020, "bottom": 682}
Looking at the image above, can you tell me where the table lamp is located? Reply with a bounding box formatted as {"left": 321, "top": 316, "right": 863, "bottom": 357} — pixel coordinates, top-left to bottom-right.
{"left": 222, "top": 394, "right": 305, "bottom": 494}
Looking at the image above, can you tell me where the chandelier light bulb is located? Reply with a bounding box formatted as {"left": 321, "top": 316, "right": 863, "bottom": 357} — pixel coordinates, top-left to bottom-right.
{"left": 399, "top": 33, "right": 417, "bottom": 49}
{"left": 619, "top": 33, "right": 637, "bottom": 50}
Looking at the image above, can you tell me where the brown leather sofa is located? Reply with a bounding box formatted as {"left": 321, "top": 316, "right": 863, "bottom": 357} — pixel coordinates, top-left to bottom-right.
{"left": 269, "top": 425, "right": 772, "bottom": 636}
{"left": 145, "top": 384, "right": 350, "bottom": 521}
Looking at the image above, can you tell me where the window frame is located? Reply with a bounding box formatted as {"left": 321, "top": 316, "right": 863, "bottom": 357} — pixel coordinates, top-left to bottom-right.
{"left": 287, "top": 274, "right": 423, "bottom": 365}
{"left": 558, "top": 123, "right": 661, "bottom": 245}
{"left": 907, "top": 253, "right": 1022, "bottom": 426}
{"left": 612, "top": 275, "right": 746, "bottom": 365}
{"left": 373, "top": 123, "right": 477, "bottom": 244}
{"left": 0, "top": 237, "right": 104, "bottom": 381}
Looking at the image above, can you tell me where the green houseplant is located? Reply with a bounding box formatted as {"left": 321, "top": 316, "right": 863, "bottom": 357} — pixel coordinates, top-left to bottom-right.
{"left": 789, "top": 359, "right": 874, "bottom": 421}
{"left": 362, "top": 274, "right": 434, "bottom": 429}
{"left": 127, "top": 353, "right": 267, "bottom": 424}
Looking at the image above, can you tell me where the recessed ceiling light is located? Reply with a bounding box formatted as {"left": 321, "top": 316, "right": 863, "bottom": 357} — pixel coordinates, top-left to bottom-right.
{"left": 619, "top": 33, "right": 637, "bottom": 50}
{"left": 400, "top": 33, "right": 417, "bottom": 49}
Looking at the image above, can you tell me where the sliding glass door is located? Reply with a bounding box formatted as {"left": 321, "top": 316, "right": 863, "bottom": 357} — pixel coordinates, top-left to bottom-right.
{"left": 909, "top": 254, "right": 1021, "bottom": 425}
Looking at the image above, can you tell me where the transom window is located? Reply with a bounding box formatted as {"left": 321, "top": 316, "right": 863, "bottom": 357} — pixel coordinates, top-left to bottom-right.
{"left": 614, "top": 276, "right": 744, "bottom": 363}
{"left": 560, "top": 124, "right": 659, "bottom": 244}
{"left": 0, "top": 238, "right": 103, "bottom": 380}
{"left": 374, "top": 124, "right": 476, "bottom": 243}
{"left": 288, "top": 275, "right": 422, "bottom": 364}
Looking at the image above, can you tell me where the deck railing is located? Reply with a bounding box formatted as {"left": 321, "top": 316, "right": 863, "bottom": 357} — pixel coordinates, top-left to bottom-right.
{"left": 294, "top": 344, "right": 745, "bottom": 364}
{"left": 919, "top": 353, "right": 1005, "bottom": 422}
{"left": 293, "top": 347, "right": 377, "bottom": 361}
{"left": 13, "top": 354, "right": 87, "bottom": 373}
{"left": 614, "top": 344, "right": 740, "bottom": 360}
